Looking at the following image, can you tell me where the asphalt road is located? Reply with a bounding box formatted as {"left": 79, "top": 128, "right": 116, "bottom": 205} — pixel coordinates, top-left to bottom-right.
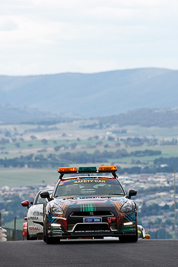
{"left": 0, "top": 239, "right": 178, "bottom": 267}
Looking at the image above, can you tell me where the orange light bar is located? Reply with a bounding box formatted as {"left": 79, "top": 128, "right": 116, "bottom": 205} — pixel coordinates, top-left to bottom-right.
{"left": 98, "top": 166, "right": 117, "bottom": 172}
{"left": 58, "top": 167, "right": 77, "bottom": 173}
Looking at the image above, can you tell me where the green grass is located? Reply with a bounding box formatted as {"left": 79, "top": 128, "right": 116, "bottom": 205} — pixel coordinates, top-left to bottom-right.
{"left": 0, "top": 168, "right": 58, "bottom": 187}
{"left": 0, "top": 139, "right": 118, "bottom": 159}
{"left": 1, "top": 123, "right": 178, "bottom": 186}
{"left": 1, "top": 143, "right": 178, "bottom": 177}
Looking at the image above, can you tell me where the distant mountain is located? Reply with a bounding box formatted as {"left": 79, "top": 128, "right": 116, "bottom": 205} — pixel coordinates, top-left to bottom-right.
{"left": 0, "top": 68, "right": 178, "bottom": 118}
{"left": 98, "top": 108, "right": 178, "bottom": 127}
{"left": 0, "top": 104, "right": 56, "bottom": 124}
{"left": 1, "top": 104, "right": 178, "bottom": 128}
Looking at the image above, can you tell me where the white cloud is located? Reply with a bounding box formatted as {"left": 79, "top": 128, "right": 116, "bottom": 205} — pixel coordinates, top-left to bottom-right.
{"left": 0, "top": 0, "right": 178, "bottom": 75}
{"left": 0, "top": 17, "right": 18, "bottom": 31}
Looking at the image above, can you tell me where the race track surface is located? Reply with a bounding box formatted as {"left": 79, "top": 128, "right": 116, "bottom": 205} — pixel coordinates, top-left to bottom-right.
{"left": 0, "top": 239, "right": 177, "bottom": 267}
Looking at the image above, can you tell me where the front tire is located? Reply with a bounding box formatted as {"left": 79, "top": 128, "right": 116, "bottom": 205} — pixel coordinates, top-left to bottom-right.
{"left": 120, "top": 221, "right": 138, "bottom": 243}
{"left": 27, "top": 227, "right": 36, "bottom": 240}
{"left": 44, "top": 217, "right": 58, "bottom": 244}
{"left": 27, "top": 228, "right": 30, "bottom": 240}
{"left": 119, "top": 231, "right": 138, "bottom": 243}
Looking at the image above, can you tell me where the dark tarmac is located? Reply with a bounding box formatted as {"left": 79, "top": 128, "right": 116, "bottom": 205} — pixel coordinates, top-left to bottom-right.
{"left": 0, "top": 239, "right": 178, "bottom": 267}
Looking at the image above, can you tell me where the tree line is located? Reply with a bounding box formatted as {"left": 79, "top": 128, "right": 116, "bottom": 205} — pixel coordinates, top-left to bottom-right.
{"left": 1, "top": 149, "right": 178, "bottom": 173}
{"left": 0, "top": 149, "right": 161, "bottom": 167}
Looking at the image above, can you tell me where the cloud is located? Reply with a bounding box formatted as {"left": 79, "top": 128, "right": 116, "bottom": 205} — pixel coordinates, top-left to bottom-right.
{"left": 0, "top": 0, "right": 178, "bottom": 75}
{"left": 0, "top": 17, "right": 18, "bottom": 31}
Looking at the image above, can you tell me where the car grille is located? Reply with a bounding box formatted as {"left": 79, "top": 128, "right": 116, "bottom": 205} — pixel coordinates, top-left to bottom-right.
{"left": 74, "top": 224, "right": 108, "bottom": 232}
{"left": 70, "top": 211, "right": 114, "bottom": 217}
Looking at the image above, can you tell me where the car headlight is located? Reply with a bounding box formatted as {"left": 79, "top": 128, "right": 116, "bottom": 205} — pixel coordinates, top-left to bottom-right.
{"left": 51, "top": 205, "right": 63, "bottom": 215}
{"left": 120, "top": 201, "right": 133, "bottom": 213}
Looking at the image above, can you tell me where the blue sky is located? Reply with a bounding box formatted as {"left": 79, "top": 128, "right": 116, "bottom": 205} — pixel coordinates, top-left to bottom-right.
{"left": 0, "top": 0, "right": 178, "bottom": 75}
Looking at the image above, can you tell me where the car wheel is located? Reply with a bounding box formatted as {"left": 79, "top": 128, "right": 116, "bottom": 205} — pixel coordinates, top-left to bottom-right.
{"left": 27, "top": 227, "right": 33, "bottom": 240}
{"left": 46, "top": 236, "right": 57, "bottom": 244}
{"left": 44, "top": 218, "right": 58, "bottom": 244}
{"left": 46, "top": 232, "right": 57, "bottom": 244}
{"left": 119, "top": 230, "right": 138, "bottom": 243}
{"left": 43, "top": 220, "right": 47, "bottom": 242}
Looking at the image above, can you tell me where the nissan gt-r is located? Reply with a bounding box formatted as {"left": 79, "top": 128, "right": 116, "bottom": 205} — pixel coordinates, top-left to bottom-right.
{"left": 41, "top": 166, "right": 139, "bottom": 244}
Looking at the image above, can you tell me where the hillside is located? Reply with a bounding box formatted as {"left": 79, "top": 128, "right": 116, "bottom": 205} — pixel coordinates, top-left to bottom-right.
{"left": 0, "top": 104, "right": 56, "bottom": 124}
{"left": 0, "top": 68, "right": 178, "bottom": 118}
{"left": 98, "top": 108, "right": 178, "bottom": 127}
{"left": 1, "top": 105, "right": 178, "bottom": 127}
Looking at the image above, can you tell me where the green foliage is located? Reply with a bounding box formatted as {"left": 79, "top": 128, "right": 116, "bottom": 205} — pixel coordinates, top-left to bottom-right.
{"left": 149, "top": 228, "right": 172, "bottom": 239}
{"left": 130, "top": 150, "right": 161, "bottom": 157}
{"left": 0, "top": 195, "right": 27, "bottom": 224}
{"left": 0, "top": 138, "right": 10, "bottom": 145}
{"left": 139, "top": 202, "right": 177, "bottom": 218}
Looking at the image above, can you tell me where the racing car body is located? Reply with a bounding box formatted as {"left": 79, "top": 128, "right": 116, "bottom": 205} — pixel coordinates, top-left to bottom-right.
{"left": 21, "top": 189, "right": 53, "bottom": 240}
{"left": 41, "top": 166, "right": 138, "bottom": 244}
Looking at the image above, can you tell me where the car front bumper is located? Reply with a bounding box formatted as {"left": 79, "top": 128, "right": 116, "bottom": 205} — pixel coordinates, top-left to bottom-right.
{"left": 46, "top": 213, "right": 137, "bottom": 239}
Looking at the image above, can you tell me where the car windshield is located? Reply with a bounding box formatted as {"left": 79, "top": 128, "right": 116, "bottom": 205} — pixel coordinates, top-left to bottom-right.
{"left": 55, "top": 178, "right": 124, "bottom": 198}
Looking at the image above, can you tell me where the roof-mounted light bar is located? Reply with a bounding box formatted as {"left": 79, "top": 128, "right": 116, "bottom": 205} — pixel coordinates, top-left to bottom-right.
{"left": 98, "top": 166, "right": 117, "bottom": 172}
{"left": 58, "top": 166, "right": 118, "bottom": 180}
{"left": 78, "top": 166, "right": 97, "bottom": 173}
{"left": 58, "top": 167, "right": 77, "bottom": 173}
{"left": 58, "top": 166, "right": 117, "bottom": 174}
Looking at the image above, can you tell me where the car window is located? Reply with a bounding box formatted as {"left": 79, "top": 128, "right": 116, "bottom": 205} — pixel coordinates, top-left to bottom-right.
{"left": 55, "top": 178, "right": 124, "bottom": 197}
{"left": 36, "top": 195, "right": 47, "bottom": 204}
{"left": 34, "top": 190, "right": 53, "bottom": 205}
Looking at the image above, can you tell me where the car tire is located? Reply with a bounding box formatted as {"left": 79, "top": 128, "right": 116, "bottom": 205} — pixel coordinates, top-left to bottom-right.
{"left": 27, "top": 227, "right": 33, "bottom": 240}
{"left": 119, "top": 230, "right": 138, "bottom": 243}
{"left": 43, "top": 220, "right": 47, "bottom": 242}
{"left": 46, "top": 232, "right": 58, "bottom": 244}
{"left": 44, "top": 218, "right": 58, "bottom": 244}
{"left": 46, "top": 236, "right": 57, "bottom": 244}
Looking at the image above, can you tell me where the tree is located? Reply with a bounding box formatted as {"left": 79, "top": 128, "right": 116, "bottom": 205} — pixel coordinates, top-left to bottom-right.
{"left": 41, "top": 139, "right": 48, "bottom": 145}
{"left": 15, "top": 143, "right": 20, "bottom": 148}
{"left": 149, "top": 228, "right": 172, "bottom": 239}
{"left": 30, "top": 135, "right": 37, "bottom": 140}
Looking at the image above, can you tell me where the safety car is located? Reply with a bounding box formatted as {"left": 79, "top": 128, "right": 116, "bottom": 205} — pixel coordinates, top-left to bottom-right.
{"left": 41, "top": 166, "right": 141, "bottom": 244}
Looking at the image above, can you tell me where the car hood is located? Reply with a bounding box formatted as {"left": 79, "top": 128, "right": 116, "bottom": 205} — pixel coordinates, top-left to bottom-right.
{"left": 50, "top": 196, "right": 131, "bottom": 217}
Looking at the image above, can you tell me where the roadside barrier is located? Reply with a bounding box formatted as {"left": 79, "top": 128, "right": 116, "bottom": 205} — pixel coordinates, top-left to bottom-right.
{"left": 0, "top": 227, "right": 7, "bottom": 241}
{"left": 5, "top": 228, "right": 23, "bottom": 241}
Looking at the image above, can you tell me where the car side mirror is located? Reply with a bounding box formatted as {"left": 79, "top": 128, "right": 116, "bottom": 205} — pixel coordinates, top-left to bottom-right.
{"left": 40, "top": 191, "right": 50, "bottom": 200}
{"left": 21, "top": 200, "right": 30, "bottom": 208}
{"left": 128, "top": 189, "right": 137, "bottom": 199}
